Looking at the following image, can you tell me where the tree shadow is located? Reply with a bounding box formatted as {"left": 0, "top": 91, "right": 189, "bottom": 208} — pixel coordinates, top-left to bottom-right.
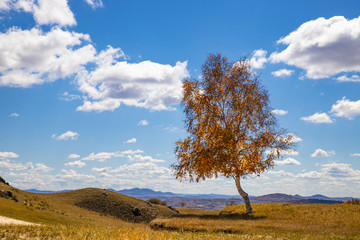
{"left": 171, "top": 213, "right": 266, "bottom": 220}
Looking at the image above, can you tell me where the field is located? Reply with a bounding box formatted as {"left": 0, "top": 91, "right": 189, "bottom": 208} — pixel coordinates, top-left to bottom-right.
{"left": 1, "top": 182, "right": 360, "bottom": 239}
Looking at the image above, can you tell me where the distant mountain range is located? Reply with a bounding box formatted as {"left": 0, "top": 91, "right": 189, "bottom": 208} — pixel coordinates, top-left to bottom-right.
{"left": 113, "top": 188, "right": 354, "bottom": 202}
{"left": 25, "top": 187, "right": 355, "bottom": 203}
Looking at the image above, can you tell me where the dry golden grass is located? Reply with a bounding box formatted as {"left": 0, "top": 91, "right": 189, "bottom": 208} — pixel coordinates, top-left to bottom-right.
{"left": 150, "top": 203, "right": 360, "bottom": 240}
{"left": 0, "top": 224, "right": 278, "bottom": 240}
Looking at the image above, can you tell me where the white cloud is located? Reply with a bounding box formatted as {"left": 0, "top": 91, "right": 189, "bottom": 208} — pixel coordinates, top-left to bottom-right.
{"left": 275, "top": 158, "right": 301, "bottom": 166}
{"left": 82, "top": 152, "right": 122, "bottom": 162}
{"left": 33, "top": 0, "right": 76, "bottom": 26}
{"left": 0, "top": 0, "right": 34, "bottom": 12}
{"left": 120, "top": 149, "right": 144, "bottom": 155}
{"left": 0, "top": 151, "right": 19, "bottom": 159}
{"left": 266, "top": 149, "right": 299, "bottom": 156}
{"left": 270, "top": 16, "right": 360, "bottom": 79}
{"left": 311, "top": 149, "right": 336, "bottom": 157}
{"left": 34, "top": 163, "right": 53, "bottom": 172}
{"left": 272, "top": 109, "right": 288, "bottom": 115}
{"left": 76, "top": 46, "right": 189, "bottom": 112}
{"left": 350, "top": 153, "right": 360, "bottom": 157}
{"left": 330, "top": 97, "right": 360, "bottom": 119}
{"left": 60, "top": 92, "right": 81, "bottom": 101}
{"left": 52, "top": 131, "right": 79, "bottom": 141}
{"left": 0, "top": 159, "right": 52, "bottom": 172}
{"left": 336, "top": 75, "right": 360, "bottom": 82}
{"left": 271, "top": 69, "right": 294, "bottom": 78}
{"left": 9, "top": 113, "right": 20, "bottom": 117}
{"left": 297, "top": 171, "right": 322, "bottom": 179}
{"left": 127, "top": 154, "right": 165, "bottom": 163}
{"left": 92, "top": 167, "right": 111, "bottom": 172}
{"left": 164, "top": 126, "right": 180, "bottom": 132}
{"left": 287, "top": 133, "right": 303, "bottom": 143}
{"left": 68, "top": 153, "right": 80, "bottom": 159}
{"left": 58, "top": 169, "right": 95, "bottom": 181}
{"left": 111, "top": 162, "right": 172, "bottom": 178}
{"left": 0, "top": 27, "right": 95, "bottom": 88}
{"left": 321, "top": 163, "right": 360, "bottom": 180}
{"left": 85, "top": 0, "right": 103, "bottom": 9}
{"left": 138, "top": 120, "right": 148, "bottom": 126}
{"left": 124, "top": 138, "right": 136, "bottom": 144}
{"left": 65, "top": 160, "right": 85, "bottom": 168}
{"left": 301, "top": 112, "right": 333, "bottom": 123}
{"left": 250, "top": 49, "right": 267, "bottom": 69}
{"left": 0, "top": 159, "right": 27, "bottom": 171}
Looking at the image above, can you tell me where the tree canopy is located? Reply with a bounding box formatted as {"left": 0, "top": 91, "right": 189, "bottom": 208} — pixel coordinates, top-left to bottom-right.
{"left": 172, "top": 53, "right": 293, "bottom": 213}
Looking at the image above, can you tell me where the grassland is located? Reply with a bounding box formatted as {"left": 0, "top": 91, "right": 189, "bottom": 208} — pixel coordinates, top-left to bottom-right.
{"left": 1, "top": 181, "right": 360, "bottom": 239}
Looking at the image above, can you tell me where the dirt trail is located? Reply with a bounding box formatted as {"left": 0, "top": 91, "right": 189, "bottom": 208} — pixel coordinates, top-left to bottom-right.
{"left": 0, "top": 215, "right": 39, "bottom": 225}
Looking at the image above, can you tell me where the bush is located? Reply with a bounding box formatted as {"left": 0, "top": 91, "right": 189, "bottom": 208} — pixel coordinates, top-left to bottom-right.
{"left": 148, "top": 198, "right": 167, "bottom": 206}
{"left": 343, "top": 198, "right": 360, "bottom": 205}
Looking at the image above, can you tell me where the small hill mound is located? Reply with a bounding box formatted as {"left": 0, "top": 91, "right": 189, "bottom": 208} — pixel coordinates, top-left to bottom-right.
{"left": 0, "top": 178, "right": 178, "bottom": 225}
{"left": 69, "top": 188, "right": 176, "bottom": 223}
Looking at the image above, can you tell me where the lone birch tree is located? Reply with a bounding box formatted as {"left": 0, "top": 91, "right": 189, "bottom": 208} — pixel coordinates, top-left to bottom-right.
{"left": 172, "top": 53, "right": 293, "bottom": 214}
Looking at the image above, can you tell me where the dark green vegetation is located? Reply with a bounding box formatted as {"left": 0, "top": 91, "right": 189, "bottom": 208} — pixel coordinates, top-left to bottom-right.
{"left": 147, "top": 198, "right": 167, "bottom": 206}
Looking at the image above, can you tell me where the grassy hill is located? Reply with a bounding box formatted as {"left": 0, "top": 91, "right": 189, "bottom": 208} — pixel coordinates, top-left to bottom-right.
{"left": 0, "top": 181, "right": 177, "bottom": 226}
{"left": 1, "top": 179, "right": 360, "bottom": 239}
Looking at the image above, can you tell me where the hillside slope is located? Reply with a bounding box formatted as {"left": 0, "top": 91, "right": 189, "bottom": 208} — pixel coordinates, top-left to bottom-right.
{"left": 0, "top": 180, "right": 177, "bottom": 226}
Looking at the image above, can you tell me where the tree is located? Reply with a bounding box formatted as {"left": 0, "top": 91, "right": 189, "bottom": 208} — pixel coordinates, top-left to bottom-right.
{"left": 172, "top": 53, "right": 293, "bottom": 214}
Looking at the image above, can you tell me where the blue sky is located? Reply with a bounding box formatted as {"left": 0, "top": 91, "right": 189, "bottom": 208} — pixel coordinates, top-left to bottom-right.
{"left": 0, "top": 0, "right": 359, "bottom": 197}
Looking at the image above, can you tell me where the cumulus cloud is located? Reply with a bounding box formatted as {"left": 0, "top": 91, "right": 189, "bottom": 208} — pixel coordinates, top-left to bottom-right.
{"left": 9, "top": 113, "right": 19, "bottom": 117}
{"left": 60, "top": 92, "right": 81, "bottom": 101}
{"left": 0, "top": 0, "right": 34, "bottom": 12}
{"left": 250, "top": 49, "right": 267, "bottom": 69}
{"left": 287, "top": 133, "right": 303, "bottom": 143}
{"left": 138, "top": 120, "right": 148, "bottom": 126}
{"left": 124, "top": 138, "right": 136, "bottom": 144}
{"left": 301, "top": 112, "right": 333, "bottom": 123}
{"left": 271, "top": 69, "right": 294, "bottom": 78}
{"left": 274, "top": 158, "right": 301, "bottom": 166}
{"left": 52, "top": 131, "right": 79, "bottom": 141}
{"left": 68, "top": 153, "right": 80, "bottom": 159}
{"left": 0, "top": 159, "right": 27, "bottom": 171}
{"left": 350, "top": 153, "right": 360, "bottom": 157}
{"left": 272, "top": 109, "right": 288, "bottom": 116}
{"left": 76, "top": 47, "right": 189, "bottom": 112}
{"left": 111, "top": 162, "right": 172, "bottom": 178}
{"left": 336, "top": 75, "right": 360, "bottom": 82}
{"left": 311, "top": 149, "right": 336, "bottom": 157}
{"left": 85, "top": 0, "right": 103, "bottom": 9}
{"left": 0, "top": 27, "right": 95, "bottom": 88}
{"left": 0, "top": 151, "right": 19, "bottom": 159}
{"left": 330, "top": 97, "right": 360, "bottom": 119}
{"left": 266, "top": 149, "right": 299, "bottom": 156}
{"left": 92, "top": 167, "right": 111, "bottom": 172}
{"left": 33, "top": 163, "right": 53, "bottom": 172}
{"left": 65, "top": 160, "right": 85, "bottom": 168}
{"left": 33, "top": 0, "right": 76, "bottom": 26}
{"left": 82, "top": 152, "right": 122, "bottom": 162}
{"left": 297, "top": 171, "right": 322, "bottom": 179}
{"left": 0, "top": 159, "right": 52, "bottom": 172}
{"left": 127, "top": 154, "right": 165, "bottom": 163}
{"left": 270, "top": 16, "right": 360, "bottom": 79}
{"left": 81, "top": 149, "right": 144, "bottom": 162}
{"left": 0, "top": 0, "right": 76, "bottom": 26}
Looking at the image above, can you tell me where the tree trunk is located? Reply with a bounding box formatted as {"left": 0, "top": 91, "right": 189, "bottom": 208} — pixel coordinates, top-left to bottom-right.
{"left": 235, "top": 176, "right": 253, "bottom": 214}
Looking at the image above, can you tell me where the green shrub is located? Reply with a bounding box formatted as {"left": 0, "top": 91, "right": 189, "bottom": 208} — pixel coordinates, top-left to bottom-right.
{"left": 148, "top": 198, "right": 167, "bottom": 206}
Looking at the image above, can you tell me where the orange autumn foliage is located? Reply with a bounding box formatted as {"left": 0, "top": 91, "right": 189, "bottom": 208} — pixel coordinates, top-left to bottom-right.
{"left": 172, "top": 53, "right": 293, "bottom": 184}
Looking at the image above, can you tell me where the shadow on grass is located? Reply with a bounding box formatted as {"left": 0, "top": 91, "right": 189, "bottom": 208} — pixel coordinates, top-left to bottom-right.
{"left": 171, "top": 213, "right": 267, "bottom": 220}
